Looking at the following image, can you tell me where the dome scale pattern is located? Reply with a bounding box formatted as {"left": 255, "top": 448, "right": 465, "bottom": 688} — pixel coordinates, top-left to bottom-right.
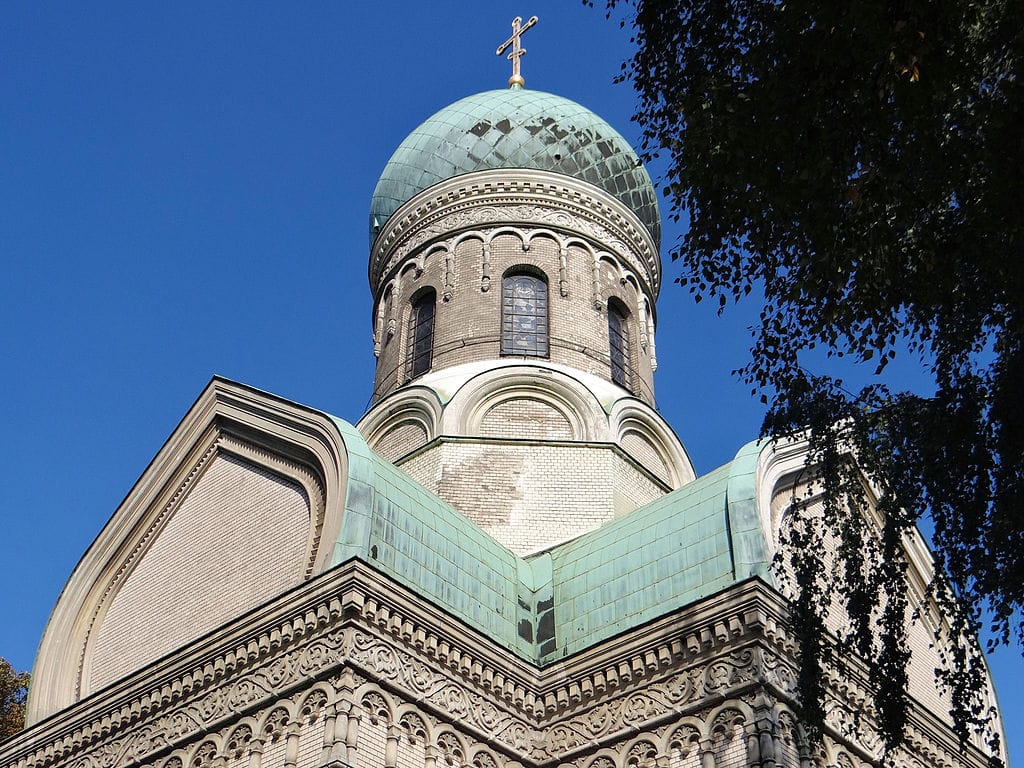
{"left": 370, "top": 89, "right": 660, "bottom": 247}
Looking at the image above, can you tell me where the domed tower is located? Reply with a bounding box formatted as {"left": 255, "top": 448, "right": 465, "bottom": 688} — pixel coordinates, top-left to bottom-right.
{"left": 356, "top": 84, "right": 694, "bottom": 555}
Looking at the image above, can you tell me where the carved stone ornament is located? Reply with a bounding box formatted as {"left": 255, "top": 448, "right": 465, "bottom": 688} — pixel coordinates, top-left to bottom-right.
{"left": 370, "top": 169, "right": 661, "bottom": 299}
{"left": 0, "top": 567, "right": 995, "bottom": 768}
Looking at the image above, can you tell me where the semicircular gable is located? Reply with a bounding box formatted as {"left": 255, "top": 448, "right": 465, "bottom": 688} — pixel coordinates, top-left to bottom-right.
{"left": 609, "top": 401, "right": 694, "bottom": 487}
{"left": 444, "top": 366, "right": 609, "bottom": 442}
{"left": 27, "top": 379, "right": 351, "bottom": 723}
{"left": 357, "top": 386, "right": 442, "bottom": 460}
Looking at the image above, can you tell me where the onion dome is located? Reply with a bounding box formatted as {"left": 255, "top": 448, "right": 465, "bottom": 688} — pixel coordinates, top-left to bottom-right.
{"left": 369, "top": 88, "right": 660, "bottom": 247}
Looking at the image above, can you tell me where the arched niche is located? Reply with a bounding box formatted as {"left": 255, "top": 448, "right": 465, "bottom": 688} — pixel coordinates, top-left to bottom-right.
{"left": 609, "top": 400, "right": 695, "bottom": 487}
{"left": 357, "top": 386, "right": 443, "bottom": 462}
{"left": 443, "top": 366, "right": 609, "bottom": 443}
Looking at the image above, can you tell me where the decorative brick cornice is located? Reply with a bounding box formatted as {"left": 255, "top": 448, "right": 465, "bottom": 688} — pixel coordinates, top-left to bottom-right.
{"left": 369, "top": 169, "right": 661, "bottom": 300}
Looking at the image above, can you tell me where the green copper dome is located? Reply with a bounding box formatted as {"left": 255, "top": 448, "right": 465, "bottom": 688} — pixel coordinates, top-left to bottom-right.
{"left": 370, "top": 89, "right": 660, "bottom": 247}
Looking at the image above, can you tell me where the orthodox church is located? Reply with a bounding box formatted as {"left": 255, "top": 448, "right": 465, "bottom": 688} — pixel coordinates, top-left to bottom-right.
{"left": 0, "top": 21, "right": 1004, "bottom": 768}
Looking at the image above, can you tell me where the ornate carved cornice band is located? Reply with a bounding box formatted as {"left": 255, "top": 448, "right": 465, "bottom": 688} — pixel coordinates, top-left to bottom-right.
{"left": 0, "top": 566, "right": 993, "bottom": 768}
{"left": 369, "top": 169, "right": 661, "bottom": 298}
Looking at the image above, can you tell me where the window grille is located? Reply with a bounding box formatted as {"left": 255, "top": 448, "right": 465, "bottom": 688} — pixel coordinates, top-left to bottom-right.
{"left": 501, "top": 274, "right": 549, "bottom": 357}
{"left": 608, "top": 300, "right": 631, "bottom": 388}
{"left": 407, "top": 290, "right": 436, "bottom": 379}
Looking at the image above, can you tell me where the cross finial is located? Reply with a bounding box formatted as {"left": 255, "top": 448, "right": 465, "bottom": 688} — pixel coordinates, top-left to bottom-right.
{"left": 496, "top": 15, "right": 538, "bottom": 89}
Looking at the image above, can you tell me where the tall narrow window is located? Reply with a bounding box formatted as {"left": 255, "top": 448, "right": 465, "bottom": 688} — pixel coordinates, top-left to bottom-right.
{"left": 407, "top": 290, "right": 436, "bottom": 380}
{"left": 501, "top": 273, "right": 548, "bottom": 357}
{"left": 608, "top": 300, "right": 631, "bottom": 388}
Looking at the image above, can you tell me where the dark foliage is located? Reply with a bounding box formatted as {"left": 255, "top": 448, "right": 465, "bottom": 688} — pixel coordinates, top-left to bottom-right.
{"left": 0, "top": 658, "right": 29, "bottom": 741}
{"left": 597, "top": 0, "right": 1022, "bottom": 759}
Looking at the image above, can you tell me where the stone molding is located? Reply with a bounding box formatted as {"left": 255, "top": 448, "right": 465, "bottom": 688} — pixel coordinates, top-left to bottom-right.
{"left": 369, "top": 169, "right": 661, "bottom": 301}
{"left": 76, "top": 430, "right": 327, "bottom": 699}
{"left": 608, "top": 399, "right": 695, "bottom": 487}
{"left": 1, "top": 562, "right": 993, "bottom": 768}
{"left": 357, "top": 385, "right": 445, "bottom": 453}
{"left": 26, "top": 379, "right": 351, "bottom": 723}
{"left": 358, "top": 362, "right": 695, "bottom": 487}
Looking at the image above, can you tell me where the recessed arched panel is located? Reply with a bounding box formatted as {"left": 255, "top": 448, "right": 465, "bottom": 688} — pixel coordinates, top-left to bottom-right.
{"left": 452, "top": 368, "right": 602, "bottom": 442}
{"left": 610, "top": 402, "right": 695, "bottom": 488}
{"left": 479, "top": 397, "right": 574, "bottom": 441}
{"left": 359, "top": 386, "right": 443, "bottom": 461}
{"left": 374, "top": 420, "right": 429, "bottom": 462}
{"left": 619, "top": 430, "right": 670, "bottom": 484}
{"left": 85, "top": 450, "right": 313, "bottom": 693}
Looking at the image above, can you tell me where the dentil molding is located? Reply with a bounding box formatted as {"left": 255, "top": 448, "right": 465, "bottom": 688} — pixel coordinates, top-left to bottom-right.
{"left": 369, "top": 169, "right": 661, "bottom": 299}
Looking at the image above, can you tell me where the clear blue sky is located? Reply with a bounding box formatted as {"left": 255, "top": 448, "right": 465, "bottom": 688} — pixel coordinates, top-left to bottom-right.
{"left": 1, "top": 3, "right": 1018, "bottom": 761}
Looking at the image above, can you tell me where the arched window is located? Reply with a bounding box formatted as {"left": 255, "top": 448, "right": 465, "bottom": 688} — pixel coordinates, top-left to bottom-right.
{"left": 501, "top": 272, "right": 548, "bottom": 357}
{"left": 407, "top": 290, "right": 436, "bottom": 380}
{"left": 608, "top": 300, "right": 631, "bottom": 388}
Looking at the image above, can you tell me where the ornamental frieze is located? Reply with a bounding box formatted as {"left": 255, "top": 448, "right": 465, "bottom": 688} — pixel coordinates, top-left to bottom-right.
{"left": 0, "top": 567, "right": 991, "bottom": 768}
{"left": 374, "top": 204, "right": 654, "bottom": 302}
{"left": 369, "top": 169, "right": 660, "bottom": 296}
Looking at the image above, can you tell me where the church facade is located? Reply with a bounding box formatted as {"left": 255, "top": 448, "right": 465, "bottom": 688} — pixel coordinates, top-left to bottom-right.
{"left": 0, "top": 61, "right": 1004, "bottom": 768}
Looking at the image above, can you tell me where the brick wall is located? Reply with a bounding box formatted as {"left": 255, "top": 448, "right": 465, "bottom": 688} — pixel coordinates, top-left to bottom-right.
{"left": 620, "top": 432, "right": 671, "bottom": 485}
{"left": 396, "top": 440, "right": 664, "bottom": 555}
{"left": 372, "top": 227, "right": 657, "bottom": 406}
{"left": 772, "top": 492, "right": 956, "bottom": 722}
{"left": 478, "top": 397, "right": 573, "bottom": 440}
{"left": 374, "top": 420, "right": 429, "bottom": 462}
{"left": 88, "top": 453, "right": 309, "bottom": 692}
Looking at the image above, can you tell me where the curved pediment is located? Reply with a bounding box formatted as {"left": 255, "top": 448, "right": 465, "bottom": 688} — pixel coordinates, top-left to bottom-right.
{"left": 28, "top": 379, "right": 351, "bottom": 723}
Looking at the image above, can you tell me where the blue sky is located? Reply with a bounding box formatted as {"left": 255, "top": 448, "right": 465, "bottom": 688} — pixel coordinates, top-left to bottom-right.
{"left": 1, "top": 2, "right": 1018, "bottom": 760}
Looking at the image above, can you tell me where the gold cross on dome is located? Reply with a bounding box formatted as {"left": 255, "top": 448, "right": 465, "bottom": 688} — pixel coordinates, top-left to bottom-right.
{"left": 496, "top": 15, "right": 538, "bottom": 89}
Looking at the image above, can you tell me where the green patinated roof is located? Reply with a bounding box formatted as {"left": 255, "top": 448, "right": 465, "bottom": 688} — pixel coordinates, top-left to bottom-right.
{"left": 369, "top": 89, "right": 660, "bottom": 247}
{"left": 327, "top": 414, "right": 772, "bottom": 665}
{"left": 545, "top": 439, "right": 771, "bottom": 662}
{"left": 548, "top": 465, "right": 737, "bottom": 660}
{"left": 328, "top": 418, "right": 530, "bottom": 657}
